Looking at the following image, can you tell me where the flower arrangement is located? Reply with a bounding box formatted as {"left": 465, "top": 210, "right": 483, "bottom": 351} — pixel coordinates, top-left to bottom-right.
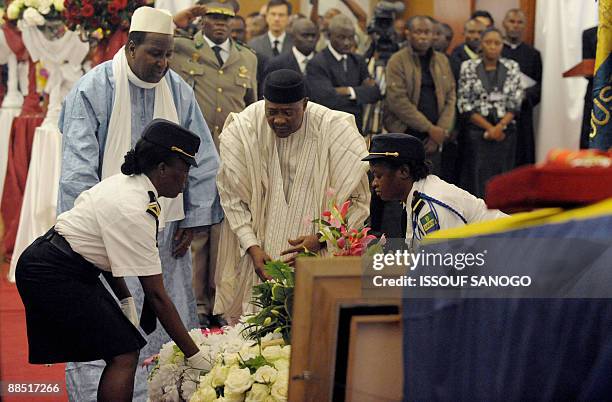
{"left": 244, "top": 261, "right": 294, "bottom": 344}
{"left": 5, "top": 0, "right": 65, "bottom": 27}
{"left": 147, "top": 323, "right": 288, "bottom": 402}
{"left": 314, "top": 197, "right": 382, "bottom": 256}
{"left": 190, "top": 340, "right": 290, "bottom": 402}
{"left": 62, "top": 0, "right": 152, "bottom": 40}
{"left": 148, "top": 193, "right": 384, "bottom": 401}
{"left": 147, "top": 327, "right": 224, "bottom": 401}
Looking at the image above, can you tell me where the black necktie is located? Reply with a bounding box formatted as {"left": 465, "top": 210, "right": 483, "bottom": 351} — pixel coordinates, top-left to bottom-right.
{"left": 272, "top": 40, "right": 280, "bottom": 56}
{"left": 212, "top": 46, "right": 224, "bottom": 67}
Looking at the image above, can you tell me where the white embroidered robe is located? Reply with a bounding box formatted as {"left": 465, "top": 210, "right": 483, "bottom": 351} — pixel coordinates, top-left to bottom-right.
{"left": 214, "top": 100, "right": 371, "bottom": 320}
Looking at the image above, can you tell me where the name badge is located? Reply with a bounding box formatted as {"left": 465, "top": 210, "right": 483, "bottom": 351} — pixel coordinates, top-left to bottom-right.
{"left": 489, "top": 92, "right": 504, "bottom": 102}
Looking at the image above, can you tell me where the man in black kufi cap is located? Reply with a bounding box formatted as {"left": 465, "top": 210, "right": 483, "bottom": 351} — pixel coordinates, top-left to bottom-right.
{"left": 214, "top": 69, "right": 371, "bottom": 321}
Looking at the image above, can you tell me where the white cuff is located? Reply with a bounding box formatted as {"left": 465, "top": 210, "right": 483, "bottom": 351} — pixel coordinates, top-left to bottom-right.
{"left": 348, "top": 87, "right": 356, "bottom": 100}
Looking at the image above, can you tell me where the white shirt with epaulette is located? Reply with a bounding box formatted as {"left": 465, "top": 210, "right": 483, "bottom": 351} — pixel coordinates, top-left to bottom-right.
{"left": 55, "top": 174, "right": 162, "bottom": 277}
{"left": 405, "top": 175, "right": 507, "bottom": 242}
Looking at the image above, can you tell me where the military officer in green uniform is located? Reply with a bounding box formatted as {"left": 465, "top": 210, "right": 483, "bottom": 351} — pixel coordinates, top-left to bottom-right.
{"left": 172, "top": 2, "right": 258, "bottom": 146}
{"left": 172, "top": 2, "right": 258, "bottom": 328}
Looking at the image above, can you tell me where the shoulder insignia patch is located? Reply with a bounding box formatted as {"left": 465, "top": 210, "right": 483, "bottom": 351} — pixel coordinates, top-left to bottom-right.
{"left": 146, "top": 202, "right": 161, "bottom": 219}
{"left": 146, "top": 191, "right": 161, "bottom": 247}
{"left": 420, "top": 211, "right": 440, "bottom": 234}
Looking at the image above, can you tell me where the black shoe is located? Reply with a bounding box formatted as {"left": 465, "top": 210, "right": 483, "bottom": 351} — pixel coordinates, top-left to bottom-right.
{"left": 198, "top": 313, "right": 211, "bottom": 329}
{"left": 209, "top": 314, "right": 228, "bottom": 328}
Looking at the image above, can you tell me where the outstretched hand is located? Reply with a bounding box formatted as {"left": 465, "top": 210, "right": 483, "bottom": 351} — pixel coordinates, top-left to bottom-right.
{"left": 248, "top": 245, "right": 272, "bottom": 281}
{"left": 280, "top": 235, "right": 321, "bottom": 266}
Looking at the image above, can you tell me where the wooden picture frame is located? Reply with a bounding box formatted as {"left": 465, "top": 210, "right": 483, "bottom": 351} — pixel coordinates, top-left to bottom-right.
{"left": 345, "top": 315, "right": 403, "bottom": 402}
{"left": 288, "top": 257, "right": 402, "bottom": 401}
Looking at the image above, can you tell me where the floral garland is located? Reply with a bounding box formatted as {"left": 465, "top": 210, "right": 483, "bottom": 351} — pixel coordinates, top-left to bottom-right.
{"left": 5, "top": 0, "right": 65, "bottom": 27}
{"left": 62, "top": 0, "right": 153, "bottom": 40}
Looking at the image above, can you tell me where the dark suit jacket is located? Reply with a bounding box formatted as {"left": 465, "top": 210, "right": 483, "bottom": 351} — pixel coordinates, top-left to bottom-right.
{"left": 306, "top": 48, "right": 382, "bottom": 132}
{"left": 262, "top": 51, "right": 313, "bottom": 97}
{"left": 263, "top": 51, "right": 301, "bottom": 77}
{"left": 502, "top": 42, "right": 543, "bottom": 165}
{"left": 247, "top": 33, "right": 294, "bottom": 59}
{"left": 449, "top": 43, "right": 474, "bottom": 81}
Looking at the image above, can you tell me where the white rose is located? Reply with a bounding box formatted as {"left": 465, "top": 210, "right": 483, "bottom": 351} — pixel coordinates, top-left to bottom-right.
{"left": 199, "top": 373, "right": 213, "bottom": 388}
{"left": 261, "top": 346, "right": 283, "bottom": 361}
{"left": 253, "top": 365, "right": 278, "bottom": 384}
{"left": 224, "top": 367, "right": 254, "bottom": 395}
{"left": 223, "top": 352, "right": 240, "bottom": 367}
{"left": 272, "top": 359, "right": 289, "bottom": 373}
{"left": 238, "top": 345, "right": 259, "bottom": 362}
{"left": 224, "top": 338, "right": 246, "bottom": 354}
{"left": 189, "top": 385, "right": 217, "bottom": 402}
{"left": 245, "top": 383, "right": 271, "bottom": 402}
{"left": 209, "top": 364, "right": 230, "bottom": 388}
{"left": 24, "top": 0, "right": 39, "bottom": 8}
{"left": 37, "top": 0, "right": 51, "bottom": 14}
{"left": 280, "top": 346, "right": 290, "bottom": 359}
{"left": 270, "top": 376, "right": 288, "bottom": 402}
{"left": 52, "top": 0, "right": 63, "bottom": 12}
{"left": 260, "top": 332, "right": 283, "bottom": 343}
{"left": 6, "top": 2, "right": 21, "bottom": 20}
{"left": 221, "top": 391, "right": 245, "bottom": 402}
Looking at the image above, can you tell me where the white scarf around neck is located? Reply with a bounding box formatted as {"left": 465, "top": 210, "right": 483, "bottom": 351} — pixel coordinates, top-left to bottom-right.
{"left": 103, "top": 46, "right": 183, "bottom": 229}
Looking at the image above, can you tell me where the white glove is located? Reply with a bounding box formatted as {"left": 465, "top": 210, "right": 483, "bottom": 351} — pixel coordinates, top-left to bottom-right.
{"left": 186, "top": 349, "right": 210, "bottom": 371}
{"left": 120, "top": 297, "right": 139, "bottom": 327}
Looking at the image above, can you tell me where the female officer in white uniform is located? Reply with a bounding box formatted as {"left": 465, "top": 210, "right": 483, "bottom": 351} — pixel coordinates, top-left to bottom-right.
{"left": 363, "top": 133, "right": 506, "bottom": 247}
{"left": 15, "top": 119, "right": 209, "bottom": 402}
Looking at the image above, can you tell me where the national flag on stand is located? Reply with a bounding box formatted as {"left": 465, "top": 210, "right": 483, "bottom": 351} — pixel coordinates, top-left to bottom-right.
{"left": 589, "top": 0, "right": 612, "bottom": 150}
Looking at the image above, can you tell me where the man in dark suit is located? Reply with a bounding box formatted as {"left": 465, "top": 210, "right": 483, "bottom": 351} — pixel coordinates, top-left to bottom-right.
{"left": 449, "top": 18, "right": 486, "bottom": 80}
{"left": 502, "top": 8, "right": 542, "bottom": 165}
{"left": 306, "top": 14, "right": 382, "bottom": 133}
{"left": 263, "top": 18, "right": 319, "bottom": 78}
{"left": 247, "top": 0, "right": 294, "bottom": 59}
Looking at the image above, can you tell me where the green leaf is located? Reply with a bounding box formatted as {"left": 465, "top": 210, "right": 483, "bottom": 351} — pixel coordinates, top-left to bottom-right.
{"left": 239, "top": 355, "right": 270, "bottom": 374}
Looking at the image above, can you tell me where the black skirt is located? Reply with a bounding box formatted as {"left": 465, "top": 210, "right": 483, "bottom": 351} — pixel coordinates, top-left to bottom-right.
{"left": 15, "top": 230, "right": 147, "bottom": 364}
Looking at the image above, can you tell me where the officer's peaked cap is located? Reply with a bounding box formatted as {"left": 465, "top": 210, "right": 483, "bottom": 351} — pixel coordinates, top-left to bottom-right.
{"left": 362, "top": 133, "right": 426, "bottom": 164}
{"left": 142, "top": 119, "right": 200, "bottom": 167}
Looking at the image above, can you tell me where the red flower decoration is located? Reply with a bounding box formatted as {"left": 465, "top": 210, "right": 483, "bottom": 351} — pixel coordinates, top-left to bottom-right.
{"left": 114, "top": 0, "right": 128, "bottom": 10}
{"left": 81, "top": 3, "right": 94, "bottom": 17}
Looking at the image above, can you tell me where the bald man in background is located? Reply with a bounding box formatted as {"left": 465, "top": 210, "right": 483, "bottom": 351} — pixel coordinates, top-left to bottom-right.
{"left": 307, "top": 14, "right": 381, "bottom": 133}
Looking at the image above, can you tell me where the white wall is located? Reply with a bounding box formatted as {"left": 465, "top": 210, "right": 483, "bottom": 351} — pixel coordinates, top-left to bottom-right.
{"left": 300, "top": 0, "right": 371, "bottom": 22}
{"left": 534, "top": 0, "right": 598, "bottom": 160}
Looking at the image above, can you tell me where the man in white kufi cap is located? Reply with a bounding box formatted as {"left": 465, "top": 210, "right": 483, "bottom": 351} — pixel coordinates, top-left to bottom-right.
{"left": 58, "top": 6, "right": 223, "bottom": 402}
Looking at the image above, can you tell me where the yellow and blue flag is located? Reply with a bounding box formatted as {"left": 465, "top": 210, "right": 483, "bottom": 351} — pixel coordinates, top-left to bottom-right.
{"left": 589, "top": 0, "right": 612, "bottom": 150}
